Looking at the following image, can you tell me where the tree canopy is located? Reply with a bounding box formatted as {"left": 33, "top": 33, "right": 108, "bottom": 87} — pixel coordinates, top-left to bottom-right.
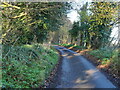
{"left": 69, "top": 2, "right": 118, "bottom": 49}
{"left": 1, "top": 2, "right": 71, "bottom": 45}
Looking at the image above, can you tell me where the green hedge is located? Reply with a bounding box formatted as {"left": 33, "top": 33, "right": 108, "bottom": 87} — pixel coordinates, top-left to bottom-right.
{"left": 88, "top": 48, "right": 120, "bottom": 71}
{"left": 2, "top": 44, "right": 58, "bottom": 88}
{"left": 58, "top": 43, "right": 85, "bottom": 49}
{"left": 88, "top": 48, "right": 112, "bottom": 60}
{"left": 111, "top": 49, "right": 120, "bottom": 72}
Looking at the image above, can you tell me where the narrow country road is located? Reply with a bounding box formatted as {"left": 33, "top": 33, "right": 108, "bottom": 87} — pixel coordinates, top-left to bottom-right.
{"left": 53, "top": 45, "right": 116, "bottom": 88}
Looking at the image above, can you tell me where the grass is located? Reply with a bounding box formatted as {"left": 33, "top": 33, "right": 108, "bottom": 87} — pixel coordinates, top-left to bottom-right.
{"left": 57, "top": 43, "right": 85, "bottom": 50}
{"left": 88, "top": 48, "right": 113, "bottom": 61}
{"left": 2, "top": 44, "right": 58, "bottom": 88}
{"left": 111, "top": 49, "right": 120, "bottom": 72}
{"left": 58, "top": 43, "right": 73, "bottom": 47}
{"left": 88, "top": 47, "right": 120, "bottom": 72}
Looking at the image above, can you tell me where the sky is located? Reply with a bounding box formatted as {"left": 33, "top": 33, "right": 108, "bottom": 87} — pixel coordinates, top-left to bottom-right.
{"left": 110, "top": 26, "right": 119, "bottom": 44}
{"left": 67, "top": 0, "right": 91, "bottom": 23}
{"left": 67, "top": 10, "right": 79, "bottom": 23}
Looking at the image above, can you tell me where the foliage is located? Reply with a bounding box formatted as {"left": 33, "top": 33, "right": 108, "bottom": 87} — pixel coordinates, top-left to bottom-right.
{"left": 89, "top": 48, "right": 112, "bottom": 60}
{"left": 111, "top": 48, "right": 120, "bottom": 72}
{"left": 88, "top": 47, "right": 119, "bottom": 69}
{"left": 88, "top": 47, "right": 120, "bottom": 78}
{"left": 69, "top": 2, "right": 118, "bottom": 49}
{"left": 88, "top": 2, "right": 118, "bottom": 49}
{"left": 72, "top": 45, "right": 85, "bottom": 49}
{"left": 58, "top": 43, "right": 85, "bottom": 49}
{"left": 59, "top": 43, "right": 73, "bottom": 47}
{"left": 69, "top": 22, "right": 80, "bottom": 38}
{"left": 2, "top": 44, "right": 58, "bottom": 88}
{"left": 1, "top": 2, "right": 71, "bottom": 45}
{"left": 1, "top": 1, "right": 119, "bottom": 88}
{"left": 69, "top": 3, "right": 90, "bottom": 48}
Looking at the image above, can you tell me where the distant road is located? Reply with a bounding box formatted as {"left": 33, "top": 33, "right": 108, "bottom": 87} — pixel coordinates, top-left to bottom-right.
{"left": 53, "top": 45, "right": 116, "bottom": 88}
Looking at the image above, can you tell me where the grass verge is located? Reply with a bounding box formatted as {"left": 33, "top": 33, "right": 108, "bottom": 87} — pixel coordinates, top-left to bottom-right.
{"left": 2, "top": 44, "right": 58, "bottom": 88}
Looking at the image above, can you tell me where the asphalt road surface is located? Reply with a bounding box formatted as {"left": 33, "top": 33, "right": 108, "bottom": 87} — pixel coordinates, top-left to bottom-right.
{"left": 53, "top": 45, "right": 116, "bottom": 88}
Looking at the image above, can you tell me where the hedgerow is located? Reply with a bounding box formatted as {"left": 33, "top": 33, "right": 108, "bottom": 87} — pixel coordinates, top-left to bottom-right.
{"left": 2, "top": 44, "right": 58, "bottom": 88}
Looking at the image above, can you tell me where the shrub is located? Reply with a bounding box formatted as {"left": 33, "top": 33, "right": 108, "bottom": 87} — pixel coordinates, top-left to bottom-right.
{"left": 111, "top": 49, "right": 120, "bottom": 72}
{"left": 88, "top": 47, "right": 120, "bottom": 72}
{"left": 2, "top": 44, "right": 58, "bottom": 88}
{"left": 88, "top": 48, "right": 112, "bottom": 60}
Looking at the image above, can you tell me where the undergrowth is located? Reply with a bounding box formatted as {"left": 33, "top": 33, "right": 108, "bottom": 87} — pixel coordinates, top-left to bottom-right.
{"left": 88, "top": 48, "right": 112, "bottom": 63}
{"left": 58, "top": 43, "right": 85, "bottom": 49}
{"left": 2, "top": 44, "right": 58, "bottom": 88}
{"left": 88, "top": 48, "right": 120, "bottom": 72}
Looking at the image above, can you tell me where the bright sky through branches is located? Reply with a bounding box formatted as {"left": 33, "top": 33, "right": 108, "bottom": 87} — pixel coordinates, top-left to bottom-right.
{"left": 67, "top": 0, "right": 91, "bottom": 23}
{"left": 67, "top": 10, "right": 79, "bottom": 23}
